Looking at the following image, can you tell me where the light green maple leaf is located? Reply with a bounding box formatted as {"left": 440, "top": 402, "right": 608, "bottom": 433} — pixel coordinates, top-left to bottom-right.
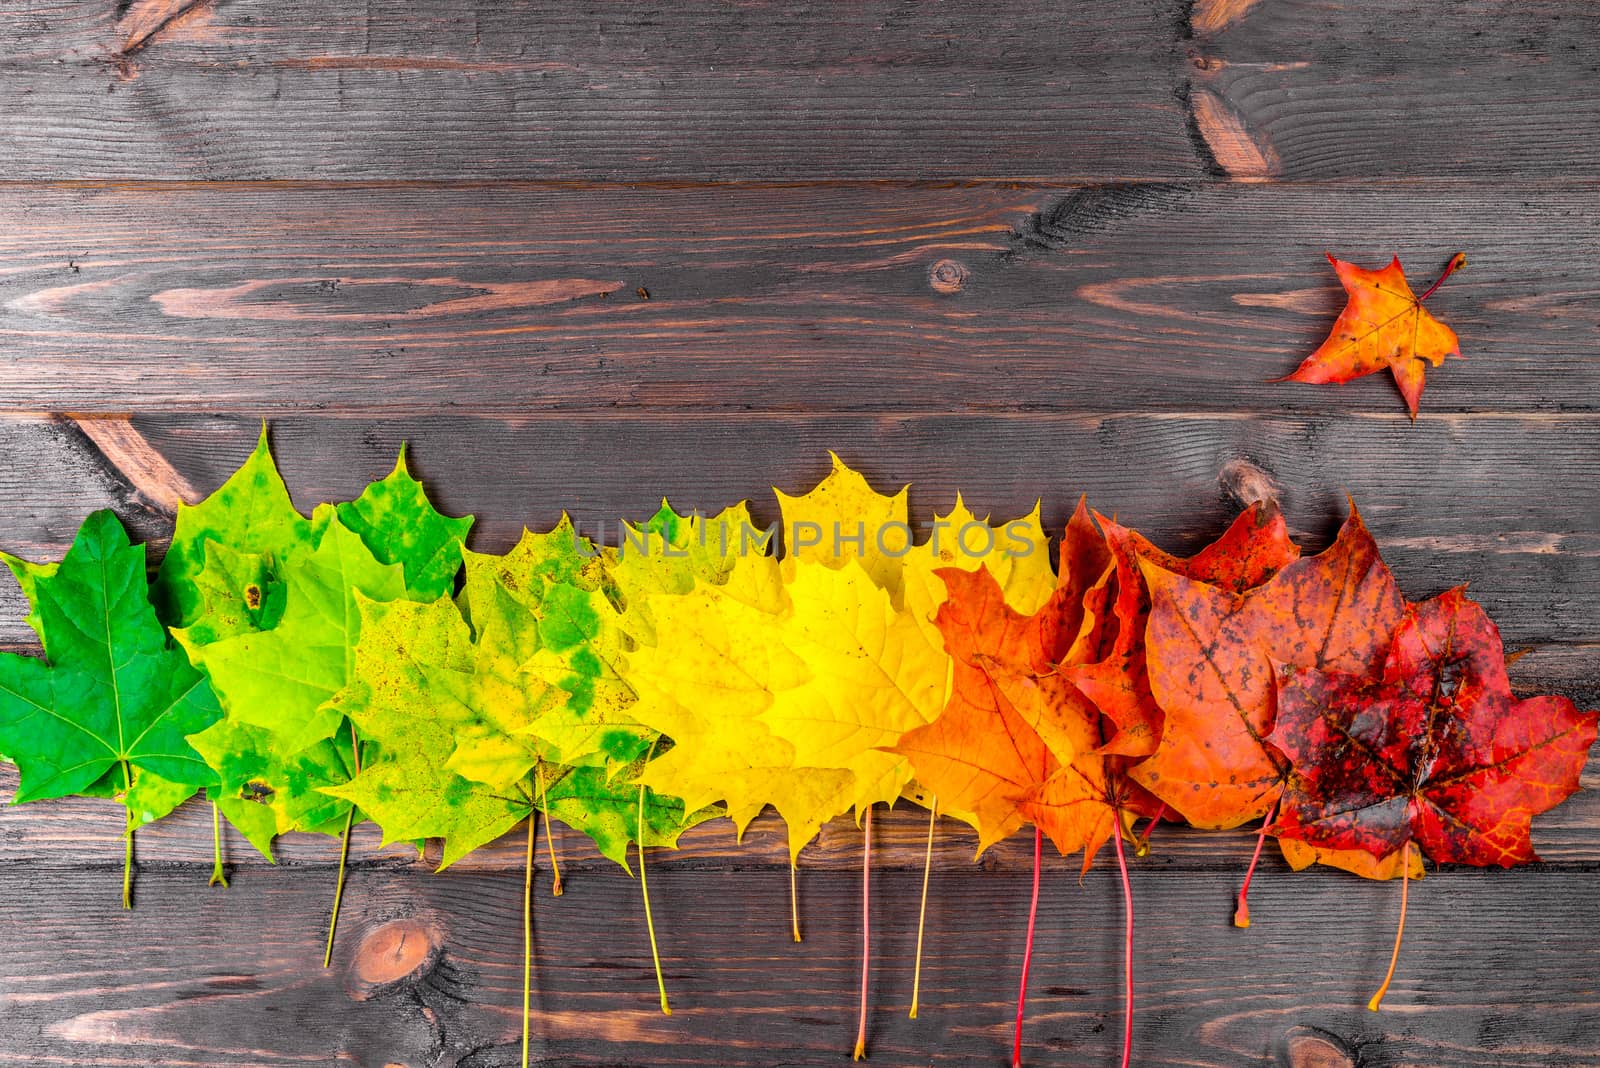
{"left": 154, "top": 426, "right": 314, "bottom": 637}
{"left": 178, "top": 511, "right": 407, "bottom": 754}
{"left": 79, "top": 764, "right": 199, "bottom": 830}
{"left": 163, "top": 431, "right": 473, "bottom": 859}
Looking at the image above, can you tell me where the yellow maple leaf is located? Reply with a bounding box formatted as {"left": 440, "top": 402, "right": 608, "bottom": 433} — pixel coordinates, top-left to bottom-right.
{"left": 624, "top": 570, "right": 852, "bottom": 862}
{"left": 760, "top": 560, "right": 947, "bottom": 813}
{"left": 900, "top": 494, "right": 1055, "bottom": 649}
{"left": 775, "top": 452, "right": 909, "bottom": 594}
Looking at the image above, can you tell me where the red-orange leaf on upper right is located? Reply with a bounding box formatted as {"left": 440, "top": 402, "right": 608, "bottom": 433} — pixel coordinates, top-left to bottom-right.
{"left": 1278, "top": 252, "right": 1465, "bottom": 419}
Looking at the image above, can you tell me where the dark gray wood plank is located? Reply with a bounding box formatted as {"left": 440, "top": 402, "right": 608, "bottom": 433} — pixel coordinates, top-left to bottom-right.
{"left": 6, "top": 410, "right": 1597, "bottom": 642}
{"left": 4, "top": 1, "right": 1598, "bottom": 180}
{"left": 0, "top": 861, "right": 1595, "bottom": 1066}
{"left": 1188, "top": 1, "right": 1600, "bottom": 179}
{"left": 0, "top": 182, "right": 1596, "bottom": 414}
{"left": 0, "top": 1, "right": 1198, "bottom": 181}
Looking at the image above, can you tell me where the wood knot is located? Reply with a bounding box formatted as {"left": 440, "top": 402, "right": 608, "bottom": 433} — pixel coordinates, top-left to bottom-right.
{"left": 1281, "top": 1026, "right": 1357, "bottom": 1068}
{"left": 352, "top": 919, "right": 440, "bottom": 996}
{"left": 1219, "top": 459, "right": 1280, "bottom": 510}
{"left": 929, "top": 259, "right": 969, "bottom": 294}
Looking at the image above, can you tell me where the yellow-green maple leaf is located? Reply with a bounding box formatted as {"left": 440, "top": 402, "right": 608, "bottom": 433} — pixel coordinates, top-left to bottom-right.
{"left": 608, "top": 501, "right": 774, "bottom": 645}
{"left": 324, "top": 595, "right": 527, "bottom": 869}
{"left": 451, "top": 517, "right": 653, "bottom": 781}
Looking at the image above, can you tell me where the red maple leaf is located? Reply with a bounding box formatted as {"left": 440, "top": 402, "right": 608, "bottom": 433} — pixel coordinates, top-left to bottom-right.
{"left": 1268, "top": 587, "right": 1597, "bottom": 867}
{"left": 1264, "top": 586, "right": 1595, "bottom": 1010}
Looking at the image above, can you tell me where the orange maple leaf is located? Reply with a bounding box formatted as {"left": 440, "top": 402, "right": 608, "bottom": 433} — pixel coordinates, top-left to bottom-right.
{"left": 1277, "top": 252, "right": 1466, "bottom": 419}
{"left": 890, "top": 567, "right": 1067, "bottom": 852}
{"left": 1063, "top": 501, "right": 1300, "bottom": 759}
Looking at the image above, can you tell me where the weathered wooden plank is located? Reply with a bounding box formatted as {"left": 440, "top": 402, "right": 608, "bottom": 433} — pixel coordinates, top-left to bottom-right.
{"left": 4, "top": 411, "right": 1597, "bottom": 643}
{"left": 3, "top": 1, "right": 1597, "bottom": 180}
{"left": 0, "top": 182, "right": 1596, "bottom": 413}
{"left": 1188, "top": 1, "right": 1600, "bottom": 179}
{"left": 0, "top": 1, "right": 1198, "bottom": 181}
{"left": 0, "top": 862, "right": 1595, "bottom": 1066}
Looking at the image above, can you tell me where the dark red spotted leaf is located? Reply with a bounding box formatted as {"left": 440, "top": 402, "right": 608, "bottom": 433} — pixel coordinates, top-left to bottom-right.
{"left": 1132, "top": 506, "right": 1403, "bottom": 829}
{"left": 1268, "top": 587, "right": 1598, "bottom": 867}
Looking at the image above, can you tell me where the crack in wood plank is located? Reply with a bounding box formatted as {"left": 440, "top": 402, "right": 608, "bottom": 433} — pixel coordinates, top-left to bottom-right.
{"left": 116, "top": 0, "right": 217, "bottom": 58}
{"left": 1188, "top": 87, "right": 1282, "bottom": 179}
{"left": 67, "top": 416, "right": 197, "bottom": 513}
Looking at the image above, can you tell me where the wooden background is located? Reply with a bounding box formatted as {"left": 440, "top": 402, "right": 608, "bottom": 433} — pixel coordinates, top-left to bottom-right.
{"left": 1, "top": 1, "right": 1597, "bottom": 1065}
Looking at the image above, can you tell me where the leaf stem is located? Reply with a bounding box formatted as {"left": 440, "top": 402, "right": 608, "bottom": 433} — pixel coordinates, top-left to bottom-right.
{"left": 789, "top": 857, "right": 802, "bottom": 943}
{"left": 120, "top": 759, "right": 134, "bottom": 910}
{"left": 537, "top": 766, "right": 563, "bottom": 897}
{"left": 324, "top": 719, "right": 363, "bottom": 969}
{"left": 1368, "top": 841, "right": 1413, "bottom": 1012}
{"left": 853, "top": 803, "right": 873, "bottom": 1061}
{"left": 909, "top": 799, "right": 937, "bottom": 1020}
{"left": 638, "top": 781, "right": 671, "bottom": 1015}
{"left": 1011, "top": 825, "right": 1042, "bottom": 1068}
{"left": 209, "top": 799, "right": 229, "bottom": 888}
{"left": 324, "top": 807, "right": 354, "bottom": 969}
{"left": 1113, "top": 813, "right": 1134, "bottom": 1068}
{"left": 1234, "top": 799, "right": 1278, "bottom": 929}
{"left": 1133, "top": 802, "right": 1166, "bottom": 858}
{"left": 1418, "top": 252, "right": 1467, "bottom": 302}
{"left": 522, "top": 804, "right": 536, "bottom": 1068}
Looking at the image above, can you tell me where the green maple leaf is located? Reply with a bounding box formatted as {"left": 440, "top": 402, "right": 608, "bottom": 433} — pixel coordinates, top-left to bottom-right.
{"left": 0, "top": 511, "right": 222, "bottom": 904}
{"left": 188, "top": 717, "right": 358, "bottom": 859}
{"left": 178, "top": 513, "right": 407, "bottom": 754}
{"left": 323, "top": 595, "right": 528, "bottom": 869}
{"left": 0, "top": 511, "right": 221, "bottom": 804}
{"left": 335, "top": 446, "right": 474, "bottom": 601}
{"left": 154, "top": 426, "right": 314, "bottom": 638}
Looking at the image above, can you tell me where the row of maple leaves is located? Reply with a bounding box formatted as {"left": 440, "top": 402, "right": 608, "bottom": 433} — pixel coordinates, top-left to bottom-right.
{"left": 0, "top": 430, "right": 1593, "bottom": 1066}
{"left": 0, "top": 253, "right": 1581, "bottom": 1066}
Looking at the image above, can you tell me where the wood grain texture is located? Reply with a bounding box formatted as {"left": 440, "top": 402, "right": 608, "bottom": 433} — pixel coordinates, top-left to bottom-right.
{"left": 5, "top": 410, "right": 1598, "bottom": 643}
{"left": 2, "top": 1, "right": 1598, "bottom": 180}
{"left": 0, "top": 182, "right": 1596, "bottom": 414}
{"left": 0, "top": 862, "right": 1596, "bottom": 1067}
{"left": 2, "top": 0, "right": 1598, "bottom": 1063}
